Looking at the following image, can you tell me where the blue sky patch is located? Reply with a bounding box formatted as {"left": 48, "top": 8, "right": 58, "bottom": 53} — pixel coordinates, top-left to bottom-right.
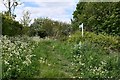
{"left": 24, "top": 2, "right": 39, "bottom": 7}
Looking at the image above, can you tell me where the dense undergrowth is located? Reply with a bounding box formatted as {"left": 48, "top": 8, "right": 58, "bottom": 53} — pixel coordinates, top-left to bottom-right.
{"left": 68, "top": 31, "right": 120, "bottom": 52}
{"left": 72, "top": 41, "right": 120, "bottom": 78}
{"left": 1, "top": 31, "right": 120, "bottom": 79}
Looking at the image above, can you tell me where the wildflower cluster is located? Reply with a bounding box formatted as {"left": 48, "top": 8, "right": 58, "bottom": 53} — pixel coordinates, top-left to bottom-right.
{"left": 72, "top": 55, "right": 110, "bottom": 78}
{"left": 73, "top": 42, "right": 82, "bottom": 55}
{"left": 72, "top": 42, "right": 120, "bottom": 78}
{"left": 39, "top": 57, "right": 51, "bottom": 67}
{"left": 39, "top": 57, "right": 47, "bottom": 64}
{"left": 1, "top": 35, "right": 38, "bottom": 78}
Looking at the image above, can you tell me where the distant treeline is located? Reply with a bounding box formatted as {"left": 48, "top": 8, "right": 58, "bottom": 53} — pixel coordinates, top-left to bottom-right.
{"left": 1, "top": 12, "right": 71, "bottom": 38}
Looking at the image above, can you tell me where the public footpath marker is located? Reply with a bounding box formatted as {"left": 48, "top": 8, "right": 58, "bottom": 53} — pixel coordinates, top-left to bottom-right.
{"left": 79, "top": 23, "right": 83, "bottom": 37}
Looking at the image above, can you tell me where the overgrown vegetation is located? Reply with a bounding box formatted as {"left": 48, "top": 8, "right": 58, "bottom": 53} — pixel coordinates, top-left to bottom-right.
{"left": 1, "top": 1, "right": 120, "bottom": 79}
{"left": 1, "top": 34, "right": 120, "bottom": 78}
{"left": 72, "top": 2, "right": 120, "bottom": 36}
{"left": 2, "top": 13, "right": 23, "bottom": 36}
{"left": 72, "top": 41, "right": 120, "bottom": 78}
{"left": 30, "top": 18, "right": 71, "bottom": 39}
{"left": 1, "top": 36, "right": 39, "bottom": 78}
{"left": 68, "top": 31, "right": 120, "bottom": 52}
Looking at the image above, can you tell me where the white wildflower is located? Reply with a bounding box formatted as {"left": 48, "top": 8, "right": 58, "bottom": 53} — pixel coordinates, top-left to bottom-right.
{"left": 23, "top": 61, "right": 29, "bottom": 66}
{"left": 4, "top": 60, "right": 9, "bottom": 65}
{"left": 48, "top": 63, "right": 51, "bottom": 66}
{"left": 15, "top": 51, "right": 19, "bottom": 55}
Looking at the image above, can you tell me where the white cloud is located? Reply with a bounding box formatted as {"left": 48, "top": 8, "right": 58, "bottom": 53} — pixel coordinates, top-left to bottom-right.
{"left": 21, "top": 0, "right": 77, "bottom": 3}
{"left": 0, "top": 0, "right": 79, "bottom": 23}
{"left": 0, "top": 1, "right": 7, "bottom": 12}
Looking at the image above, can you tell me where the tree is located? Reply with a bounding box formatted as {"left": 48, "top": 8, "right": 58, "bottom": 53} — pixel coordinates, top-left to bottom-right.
{"left": 72, "top": 2, "right": 120, "bottom": 36}
{"left": 2, "top": 0, "right": 22, "bottom": 18}
{"left": 1, "top": 0, "right": 25, "bottom": 36}
{"left": 30, "top": 17, "right": 71, "bottom": 38}
{"left": 20, "top": 10, "right": 31, "bottom": 27}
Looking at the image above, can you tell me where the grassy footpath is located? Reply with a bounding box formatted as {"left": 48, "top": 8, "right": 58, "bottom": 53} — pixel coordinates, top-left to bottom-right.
{"left": 32, "top": 40, "right": 75, "bottom": 78}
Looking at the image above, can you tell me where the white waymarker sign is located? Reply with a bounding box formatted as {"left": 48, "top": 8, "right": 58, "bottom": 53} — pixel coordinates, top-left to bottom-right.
{"left": 79, "top": 23, "right": 84, "bottom": 37}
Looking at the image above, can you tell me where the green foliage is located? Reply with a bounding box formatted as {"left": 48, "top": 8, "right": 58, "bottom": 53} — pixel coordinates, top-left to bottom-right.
{"left": 68, "top": 31, "right": 120, "bottom": 51}
{"left": 30, "top": 17, "right": 71, "bottom": 38}
{"left": 22, "top": 27, "right": 30, "bottom": 36}
{"left": 2, "top": 13, "right": 23, "bottom": 36}
{"left": 1, "top": 35, "right": 119, "bottom": 78}
{"left": 72, "top": 2, "right": 120, "bottom": 36}
{"left": 1, "top": 36, "right": 39, "bottom": 78}
{"left": 72, "top": 42, "right": 120, "bottom": 78}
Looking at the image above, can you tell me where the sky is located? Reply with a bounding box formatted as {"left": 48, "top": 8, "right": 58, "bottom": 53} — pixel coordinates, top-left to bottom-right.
{"left": 0, "top": 0, "right": 79, "bottom": 23}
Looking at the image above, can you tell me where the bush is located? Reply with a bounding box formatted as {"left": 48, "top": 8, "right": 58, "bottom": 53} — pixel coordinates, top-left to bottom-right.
{"left": 30, "top": 18, "right": 71, "bottom": 38}
{"left": 38, "top": 30, "right": 47, "bottom": 38}
{"left": 72, "top": 41, "right": 120, "bottom": 78}
{"left": 1, "top": 35, "right": 39, "bottom": 78}
{"left": 2, "top": 14, "right": 23, "bottom": 36}
{"left": 68, "top": 31, "right": 120, "bottom": 51}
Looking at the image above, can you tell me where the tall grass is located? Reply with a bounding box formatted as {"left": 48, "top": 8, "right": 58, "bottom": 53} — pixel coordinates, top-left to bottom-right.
{"left": 1, "top": 33, "right": 120, "bottom": 78}
{"left": 72, "top": 41, "right": 120, "bottom": 78}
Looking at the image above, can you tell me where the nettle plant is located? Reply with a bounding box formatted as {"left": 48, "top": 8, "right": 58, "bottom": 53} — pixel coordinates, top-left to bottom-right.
{"left": 1, "top": 35, "right": 38, "bottom": 78}
{"left": 72, "top": 41, "right": 120, "bottom": 78}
